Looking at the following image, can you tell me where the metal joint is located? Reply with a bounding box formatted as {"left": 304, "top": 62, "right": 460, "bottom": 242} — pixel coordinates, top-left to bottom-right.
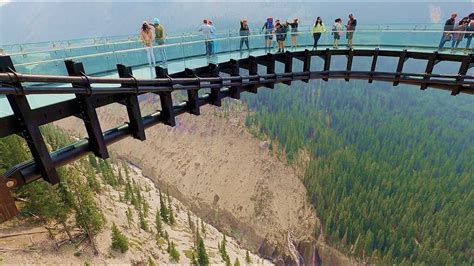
{"left": 80, "top": 72, "right": 93, "bottom": 95}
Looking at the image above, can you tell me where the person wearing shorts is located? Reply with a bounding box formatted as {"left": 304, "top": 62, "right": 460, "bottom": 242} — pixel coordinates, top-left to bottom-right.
{"left": 262, "top": 17, "right": 274, "bottom": 53}
{"left": 288, "top": 18, "right": 299, "bottom": 50}
{"left": 346, "top": 14, "right": 357, "bottom": 48}
{"left": 332, "top": 18, "right": 343, "bottom": 49}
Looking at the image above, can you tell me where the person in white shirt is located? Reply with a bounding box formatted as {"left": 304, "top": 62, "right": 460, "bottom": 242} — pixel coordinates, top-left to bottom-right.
{"left": 198, "top": 19, "right": 215, "bottom": 56}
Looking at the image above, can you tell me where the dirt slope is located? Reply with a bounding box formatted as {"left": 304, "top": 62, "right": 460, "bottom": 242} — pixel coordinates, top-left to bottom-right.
{"left": 0, "top": 162, "right": 268, "bottom": 264}
{"left": 56, "top": 99, "right": 351, "bottom": 264}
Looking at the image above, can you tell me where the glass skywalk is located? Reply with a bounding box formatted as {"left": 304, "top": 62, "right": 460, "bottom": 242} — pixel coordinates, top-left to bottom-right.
{"left": 0, "top": 23, "right": 472, "bottom": 118}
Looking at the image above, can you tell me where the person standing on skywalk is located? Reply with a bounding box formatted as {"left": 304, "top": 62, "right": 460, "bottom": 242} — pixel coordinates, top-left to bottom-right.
{"left": 153, "top": 18, "right": 167, "bottom": 64}
{"left": 288, "top": 18, "right": 299, "bottom": 50}
{"left": 451, "top": 18, "right": 469, "bottom": 52}
{"left": 208, "top": 20, "right": 217, "bottom": 55}
{"left": 332, "top": 18, "right": 343, "bottom": 49}
{"left": 239, "top": 19, "right": 251, "bottom": 56}
{"left": 346, "top": 14, "right": 357, "bottom": 49}
{"left": 275, "top": 21, "right": 289, "bottom": 53}
{"left": 312, "top": 17, "right": 326, "bottom": 50}
{"left": 262, "top": 17, "right": 275, "bottom": 53}
{"left": 198, "top": 19, "right": 214, "bottom": 57}
{"left": 464, "top": 13, "right": 474, "bottom": 50}
{"left": 140, "top": 21, "right": 156, "bottom": 67}
{"left": 438, "top": 12, "right": 457, "bottom": 50}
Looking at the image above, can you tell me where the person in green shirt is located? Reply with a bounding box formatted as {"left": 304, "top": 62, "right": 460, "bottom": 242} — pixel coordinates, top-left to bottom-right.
{"left": 153, "top": 18, "right": 167, "bottom": 64}
{"left": 312, "top": 17, "right": 326, "bottom": 50}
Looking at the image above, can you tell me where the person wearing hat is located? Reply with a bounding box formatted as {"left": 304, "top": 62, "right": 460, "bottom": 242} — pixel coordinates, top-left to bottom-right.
{"left": 153, "top": 18, "right": 167, "bottom": 63}
{"left": 262, "top": 17, "right": 274, "bottom": 53}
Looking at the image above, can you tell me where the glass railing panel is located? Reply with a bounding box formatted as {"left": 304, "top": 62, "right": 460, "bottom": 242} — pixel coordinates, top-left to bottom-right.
{"left": 80, "top": 52, "right": 117, "bottom": 75}
{"left": 14, "top": 59, "right": 68, "bottom": 76}
{"left": 3, "top": 27, "right": 474, "bottom": 118}
{"left": 9, "top": 49, "right": 65, "bottom": 65}
{"left": 0, "top": 96, "right": 13, "bottom": 117}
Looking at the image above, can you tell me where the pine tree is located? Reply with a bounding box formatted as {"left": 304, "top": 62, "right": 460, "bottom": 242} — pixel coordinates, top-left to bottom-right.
{"left": 155, "top": 208, "right": 163, "bottom": 236}
{"left": 169, "top": 241, "right": 180, "bottom": 262}
{"left": 201, "top": 218, "right": 206, "bottom": 236}
{"left": 196, "top": 230, "right": 209, "bottom": 266}
{"left": 191, "top": 252, "right": 199, "bottom": 266}
{"left": 187, "top": 209, "right": 195, "bottom": 232}
{"left": 67, "top": 168, "right": 105, "bottom": 255}
{"left": 148, "top": 256, "right": 157, "bottom": 266}
{"left": 234, "top": 258, "right": 241, "bottom": 266}
{"left": 168, "top": 197, "right": 175, "bottom": 225}
{"left": 117, "top": 170, "right": 125, "bottom": 186}
{"left": 126, "top": 207, "right": 134, "bottom": 228}
{"left": 88, "top": 154, "right": 98, "bottom": 170}
{"left": 138, "top": 209, "right": 148, "bottom": 232}
{"left": 111, "top": 223, "right": 129, "bottom": 253}
{"left": 142, "top": 198, "right": 150, "bottom": 218}
{"left": 245, "top": 250, "right": 252, "bottom": 264}
{"left": 124, "top": 180, "right": 133, "bottom": 203}
{"left": 84, "top": 162, "right": 101, "bottom": 192}
{"left": 159, "top": 190, "right": 169, "bottom": 223}
{"left": 219, "top": 234, "right": 231, "bottom": 265}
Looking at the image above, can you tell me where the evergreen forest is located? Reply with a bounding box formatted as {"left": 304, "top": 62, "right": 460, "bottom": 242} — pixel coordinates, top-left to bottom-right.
{"left": 243, "top": 77, "right": 473, "bottom": 264}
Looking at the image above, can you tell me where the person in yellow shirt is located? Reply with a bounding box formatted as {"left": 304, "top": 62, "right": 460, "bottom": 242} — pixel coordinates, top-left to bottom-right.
{"left": 153, "top": 18, "right": 167, "bottom": 63}
{"left": 312, "top": 17, "right": 326, "bottom": 50}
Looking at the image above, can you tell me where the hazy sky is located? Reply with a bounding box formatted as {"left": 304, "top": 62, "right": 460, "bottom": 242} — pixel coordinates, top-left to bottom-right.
{"left": 1, "top": 1, "right": 473, "bottom": 45}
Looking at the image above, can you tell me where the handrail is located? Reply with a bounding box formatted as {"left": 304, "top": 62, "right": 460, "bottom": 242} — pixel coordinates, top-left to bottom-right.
{"left": 2, "top": 25, "right": 465, "bottom": 57}
{"left": 1, "top": 70, "right": 474, "bottom": 96}
{"left": 8, "top": 29, "right": 474, "bottom": 68}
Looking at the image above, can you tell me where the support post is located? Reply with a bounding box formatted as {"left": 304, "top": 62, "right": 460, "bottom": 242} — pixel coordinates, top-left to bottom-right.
{"left": 229, "top": 59, "right": 241, "bottom": 99}
{"left": 116, "top": 64, "right": 146, "bottom": 141}
{"left": 266, "top": 53, "right": 275, "bottom": 89}
{"left": 302, "top": 49, "right": 311, "bottom": 83}
{"left": 155, "top": 66, "right": 176, "bottom": 126}
{"left": 184, "top": 68, "right": 201, "bottom": 115}
{"left": 346, "top": 48, "right": 354, "bottom": 81}
{"left": 421, "top": 52, "right": 438, "bottom": 90}
{"left": 452, "top": 54, "right": 473, "bottom": 95}
{"left": 283, "top": 51, "right": 293, "bottom": 86}
{"left": 0, "top": 55, "right": 60, "bottom": 185}
{"left": 65, "top": 60, "right": 109, "bottom": 159}
{"left": 247, "top": 56, "right": 259, "bottom": 93}
{"left": 393, "top": 49, "right": 408, "bottom": 86}
{"left": 208, "top": 63, "right": 222, "bottom": 106}
{"left": 323, "top": 48, "right": 332, "bottom": 82}
{"left": 369, "top": 48, "right": 379, "bottom": 83}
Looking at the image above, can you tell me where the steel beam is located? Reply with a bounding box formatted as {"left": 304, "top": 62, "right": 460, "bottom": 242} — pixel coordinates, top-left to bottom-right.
{"left": 0, "top": 55, "right": 60, "bottom": 185}
{"left": 421, "top": 51, "right": 438, "bottom": 90}
{"left": 117, "top": 64, "right": 146, "bottom": 141}
{"left": 394, "top": 49, "right": 408, "bottom": 86}
{"left": 155, "top": 66, "right": 176, "bottom": 126}
{"left": 65, "top": 60, "right": 109, "bottom": 159}
{"left": 346, "top": 48, "right": 354, "bottom": 82}
{"left": 452, "top": 54, "right": 473, "bottom": 95}
{"left": 323, "top": 48, "right": 332, "bottom": 82}
{"left": 369, "top": 48, "right": 379, "bottom": 83}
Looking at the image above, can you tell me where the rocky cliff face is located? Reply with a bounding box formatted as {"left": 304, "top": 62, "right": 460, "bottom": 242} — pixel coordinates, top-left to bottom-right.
{"left": 55, "top": 100, "right": 351, "bottom": 265}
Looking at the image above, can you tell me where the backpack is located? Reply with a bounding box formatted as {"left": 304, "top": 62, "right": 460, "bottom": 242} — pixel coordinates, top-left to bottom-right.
{"left": 265, "top": 21, "right": 273, "bottom": 31}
